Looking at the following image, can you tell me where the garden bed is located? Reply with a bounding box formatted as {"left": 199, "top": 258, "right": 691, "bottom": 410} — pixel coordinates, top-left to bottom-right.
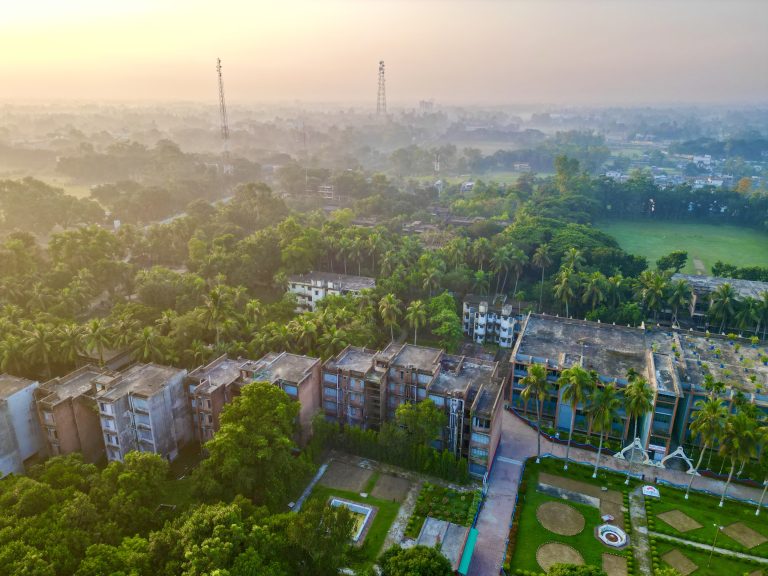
{"left": 403, "top": 483, "right": 480, "bottom": 539}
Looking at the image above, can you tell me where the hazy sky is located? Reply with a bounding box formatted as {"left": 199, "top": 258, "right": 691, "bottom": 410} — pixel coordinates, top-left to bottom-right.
{"left": 2, "top": 0, "right": 766, "bottom": 106}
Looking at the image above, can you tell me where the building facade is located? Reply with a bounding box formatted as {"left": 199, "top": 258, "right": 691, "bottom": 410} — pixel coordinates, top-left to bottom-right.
{"left": 287, "top": 271, "right": 376, "bottom": 312}
{"left": 321, "top": 343, "right": 504, "bottom": 477}
{"left": 462, "top": 295, "right": 517, "bottom": 348}
{"left": 34, "top": 366, "right": 116, "bottom": 462}
{"left": 186, "top": 355, "right": 245, "bottom": 443}
{"left": 0, "top": 375, "right": 44, "bottom": 476}
{"left": 95, "top": 364, "right": 192, "bottom": 463}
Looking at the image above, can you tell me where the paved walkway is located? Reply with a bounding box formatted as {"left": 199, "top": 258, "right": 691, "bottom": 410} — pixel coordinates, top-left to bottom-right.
{"left": 651, "top": 532, "right": 768, "bottom": 565}
{"left": 468, "top": 411, "right": 767, "bottom": 575}
{"left": 629, "top": 486, "right": 652, "bottom": 576}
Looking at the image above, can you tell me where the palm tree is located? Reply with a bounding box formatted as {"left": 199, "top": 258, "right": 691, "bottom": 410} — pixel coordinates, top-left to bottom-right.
{"left": 0, "top": 335, "right": 26, "bottom": 375}
{"left": 185, "top": 339, "right": 210, "bottom": 367}
{"left": 554, "top": 267, "right": 577, "bottom": 317}
{"left": 582, "top": 272, "right": 607, "bottom": 312}
{"left": 638, "top": 271, "right": 668, "bottom": 322}
{"left": 558, "top": 366, "right": 594, "bottom": 470}
{"left": 735, "top": 297, "right": 760, "bottom": 334}
{"left": 718, "top": 412, "right": 757, "bottom": 507}
{"left": 405, "top": 300, "right": 427, "bottom": 345}
{"left": 685, "top": 397, "right": 726, "bottom": 499}
{"left": 520, "top": 364, "right": 549, "bottom": 463}
{"left": 668, "top": 279, "right": 692, "bottom": 326}
{"left": 83, "top": 318, "right": 113, "bottom": 365}
{"left": 563, "top": 247, "right": 585, "bottom": 271}
{"left": 56, "top": 323, "right": 85, "bottom": 366}
{"left": 423, "top": 268, "right": 441, "bottom": 298}
{"left": 532, "top": 243, "right": 552, "bottom": 313}
{"left": 606, "top": 275, "right": 624, "bottom": 308}
{"left": 625, "top": 376, "right": 654, "bottom": 443}
{"left": 709, "top": 283, "right": 738, "bottom": 333}
{"left": 590, "top": 383, "right": 620, "bottom": 478}
{"left": 131, "top": 327, "right": 165, "bottom": 363}
{"left": 508, "top": 247, "right": 528, "bottom": 300}
{"left": 203, "top": 286, "right": 231, "bottom": 347}
{"left": 318, "top": 326, "right": 348, "bottom": 359}
{"left": 491, "top": 248, "right": 511, "bottom": 295}
{"left": 757, "top": 290, "right": 768, "bottom": 340}
{"left": 368, "top": 232, "right": 383, "bottom": 273}
{"left": 379, "top": 294, "right": 402, "bottom": 342}
{"left": 22, "top": 323, "right": 55, "bottom": 378}
{"left": 472, "top": 270, "right": 491, "bottom": 297}
{"left": 755, "top": 423, "right": 767, "bottom": 515}
{"left": 472, "top": 238, "right": 492, "bottom": 271}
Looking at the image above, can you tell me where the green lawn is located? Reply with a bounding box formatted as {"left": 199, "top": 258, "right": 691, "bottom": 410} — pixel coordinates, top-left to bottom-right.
{"left": 647, "top": 485, "right": 768, "bottom": 558}
{"left": 308, "top": 485, "right": 400, "bottom": 570}
{"left": 596, "top": 220, "right": 768, "bottom": 274}
{"left": 655, "top": 540, "right": 764, "bottom": 576}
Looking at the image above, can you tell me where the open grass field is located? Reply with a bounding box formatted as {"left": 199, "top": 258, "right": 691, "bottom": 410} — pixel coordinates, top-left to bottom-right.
{"left": 597, "top": 220, "right": 768, "bottom": 274}
{"left": 646, "top": 485, "right": 768, "bottom": 558}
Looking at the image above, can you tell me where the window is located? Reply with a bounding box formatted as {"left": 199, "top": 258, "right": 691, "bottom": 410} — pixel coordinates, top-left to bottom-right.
{"left": 473, "top": 417, "right": 490, "bottom": 430}
{"left": 42, "top": 411, "right": 54, "bottom": 424}
{"left": 471, "top": 432, "right": 490, "bottom": 445}
{"left": 324, "top": 400, "right": 337, "bottom": 411}
{"left": 283, "top": 384, "right": 298, "bottom": 397}
{"left": 470, "top": 447, "right": 488, "bottom": 460}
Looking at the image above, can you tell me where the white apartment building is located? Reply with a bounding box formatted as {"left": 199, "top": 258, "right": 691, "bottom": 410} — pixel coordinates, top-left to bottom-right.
{"left": 287, "top": 271, "right": 376, "bottom": 312}
{"left": 462, "top": 295, "right": 517, "bottom": 348}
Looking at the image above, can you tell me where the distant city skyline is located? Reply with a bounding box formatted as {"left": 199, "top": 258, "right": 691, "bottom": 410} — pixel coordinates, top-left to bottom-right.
{"left": 2, "top": 0, "right": 767, "bottom": 106}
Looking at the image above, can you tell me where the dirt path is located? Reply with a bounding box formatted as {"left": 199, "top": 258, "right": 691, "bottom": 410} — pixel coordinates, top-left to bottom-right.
{"left": 693, "top": 258, "right": 706, "bottom": 275}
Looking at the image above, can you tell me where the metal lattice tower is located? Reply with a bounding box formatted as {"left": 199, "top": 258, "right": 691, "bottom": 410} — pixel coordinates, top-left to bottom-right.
{"left": 216, "top": 58, "right": 230, "bottom": 162}
{"left": 377, "top": 60, "right": 387, "bottom": 116}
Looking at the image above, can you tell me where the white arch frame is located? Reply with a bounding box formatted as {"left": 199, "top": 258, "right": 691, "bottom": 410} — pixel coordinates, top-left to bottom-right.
{"left": 659, "top": 446, "right": 698, "bottom": 475}
{"left": 614, "top": 438, "right": 656, "bottom": 467}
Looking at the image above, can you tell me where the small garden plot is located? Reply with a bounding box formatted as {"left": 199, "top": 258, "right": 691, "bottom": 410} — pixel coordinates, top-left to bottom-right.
{"left": 404, "top": 483, "right": 480, "bottom": 539}
{"left": 646, "top": 485, "right": 768, "bottom": 557}
{"left": 319, "top": 460, "right": 372, "bottom": 493}
{"left": 654, "top": 540, "right": 765, "bottom": 576}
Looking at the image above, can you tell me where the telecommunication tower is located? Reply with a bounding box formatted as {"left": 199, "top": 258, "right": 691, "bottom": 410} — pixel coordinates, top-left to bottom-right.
{"left": 377, "top": 60, "right": 387, "bottom": 116}
{"left": 216, "top": 58, "right": 232, "bottom": 173}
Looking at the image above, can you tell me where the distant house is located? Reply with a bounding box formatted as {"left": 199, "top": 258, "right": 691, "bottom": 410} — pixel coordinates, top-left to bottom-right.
{"left": 462, "top": 294, "right": 518, "bottom": 348}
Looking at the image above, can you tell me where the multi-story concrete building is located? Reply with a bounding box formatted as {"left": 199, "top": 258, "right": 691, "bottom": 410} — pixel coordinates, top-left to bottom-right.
{"left": 34, "top": 365, "right": 116, "bottom": 462}
{"left": 287, "top": 271, "right": 376, "bottom": 312}
{"left": 95, "top": 363, "right": 192, "bottom": 463}
{"left": 672, "top": 274, "right": 768, "bottom": 332}
{"left": 0, "top": 375, "right": 44, "bottom": 476}
{"left": 321, "top": 343, "right": 504, "bottom": 478}
{"left": 462, "top": 294, "right": 517, "bottom": 348}
{"left": 240, "top": 352, "right": 321, "bottom": 443}
{"left": 509, "top": 313, "right": 767, "bottom": 464}
{"left": 186, "top": 355, "right": 245, "bottom": 442}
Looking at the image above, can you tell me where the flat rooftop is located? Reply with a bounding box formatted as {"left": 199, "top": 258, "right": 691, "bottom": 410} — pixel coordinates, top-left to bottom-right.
{"left": 463, "top": 293, "right": 508, "bottom": 308}
{"left": 0, "top": 374, "right": 37, "bottom": 398}
{"left": 388, "top": 344, "right": 442, "bottom": 372}
{"left": 288, "top": 271, "right": 376, "bottom": 291}
{"left": 416, "top": 517, "right": 469, "bottom": 571}
{"left": 515, "top": 315, "right": 651, "bottom": 383}
{"left": 99, "top": 363, "right": 184, "bottom": 401}
{"left": 251, "top": 352, "right": 319, "bottom": 384}
{"left": 324, "top": 347, "right": 377, "bottom": 374}
{"left": 430, "top": 355, "right": 498, "bottom": 398}
{"left": 39, "top": 366, "right": 115, "bottom": 405}
{"left": 187, "top": 355, "right": 244, "bottom": 390}
{"left": 673, "top": 274, "right": 768, "bottom": 300}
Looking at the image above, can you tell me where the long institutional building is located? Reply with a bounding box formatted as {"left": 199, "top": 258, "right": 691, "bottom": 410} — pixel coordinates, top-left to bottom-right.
{"left": 4, "top": 309, "right": 766, "bottom": 478}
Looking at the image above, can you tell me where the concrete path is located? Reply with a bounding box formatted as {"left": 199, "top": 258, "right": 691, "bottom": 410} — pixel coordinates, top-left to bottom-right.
{"left": 382, "top": 479, "right": 423, "bottom": 550}
{"left": 651, "top": 531, "right": 768, "bottom": 565}
{"left": 293, "top": 462, "right": 328, "bottom": 512}
{"left": 629, "top": 486, "right": 652, "bottom": 576}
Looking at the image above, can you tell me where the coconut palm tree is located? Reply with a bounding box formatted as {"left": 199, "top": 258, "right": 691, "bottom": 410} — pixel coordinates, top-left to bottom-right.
{"left": 0, "top": 335, "right": 26, "bottom": 375}
{"left": 625, "top": 376, "right": 654, "bottom": 443}
{"left": 202, "top": 286, "right": 231, "bottom": 347}
{"left": 131, "top": 326, "right": 165, "bottom": 363}
{"left": 56, "top": 323, "right": 85, "bottom": 367}
{"left": 472, "top": 238, "right": 492, "bottom": 271}
{"left": 755, "top": 423, "right": 768, "bottom": 515}
{"left": 735, "top": 297, "right": 760, "bottom": 335}
{"left": 757, "top": 290, "right": 768, "bottom": 340}
{"left": 638, "top": 271, "right": 668, "bottom": 322}
{"left": 606, "top": 275, "right": 625, "bottom": 308}
{"left": 423, "top": 268, "right": 441, "bottom": 298}
{"left": 685, "top": 397, "right": 726, "bottom": 499}
{"left": 554, "top": 267, "right": 577, "bottom": 317}
{"left": 590, "top": 383, "right": 620, "bottom": 478}
{"left": 520, "top": 363, "right": 549, "bottom": 463}
{"left": 405, "top": 300, "right": 427, "bottom": 345}
{"left": 83, "top": 318, "right": 113, "bottom": 366}
{"left": 582, "top": 272, "right": 607, "bottom": 312}
{"left": 379, "top": 294, "right": 402, "bottom": 342}
{"left": 709, "top": 283, "right": 738, "bottom": 333}
{"left": 668, "top": 279, "right": 692, "bottom": 326}
{"left": 718, "top": 412, "right": 758, "bottom": 507}
{"left": 563, "top": 247, "right": 585, "bottom": 271}
{"left": 532, "top": 243, "right": 552, "bottom": 313}
{"left": 22, "top": 323, "right": 55, "bottom": 378}
{"left": 508, "top": 247, "right": 528, "bottom": 300}
{"left": 318, "top": 326, "right": 348, "bottom": 359}
{"left": 558, "top": 365, "right": 594, "bottom": 470}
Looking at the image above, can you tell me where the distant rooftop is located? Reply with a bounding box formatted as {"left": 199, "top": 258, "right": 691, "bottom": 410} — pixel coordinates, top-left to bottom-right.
{"left": 388, "top": 344, "right": 443, "bottom": 372}
{"left": 673, "top": 274, "right": 768, "bottom": 300}
{"left": 463, "top": 293, "right": 509, "bottom": 309}
{"left": 324, "top": 346, "right": 377, "bottom": 374}
{"left": 98, "top": 363, "right": 184, "bottom": 401}
{"left": 187, "top": 355, "right": 244, "bottom": 392}
{"left": 38, "top": 365, "right": 116, "bottom": 405}
{"left": 249, "top": 352, "right": 319, "bottom": 384}
{"left": 0, "top": 374, "right": 37, "bottom": 398}
{"left": 288, "top": 271, "right": 376, "bottom": 292}
{"left": 430, "top": 354, "right": 498, "bottom": 398}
